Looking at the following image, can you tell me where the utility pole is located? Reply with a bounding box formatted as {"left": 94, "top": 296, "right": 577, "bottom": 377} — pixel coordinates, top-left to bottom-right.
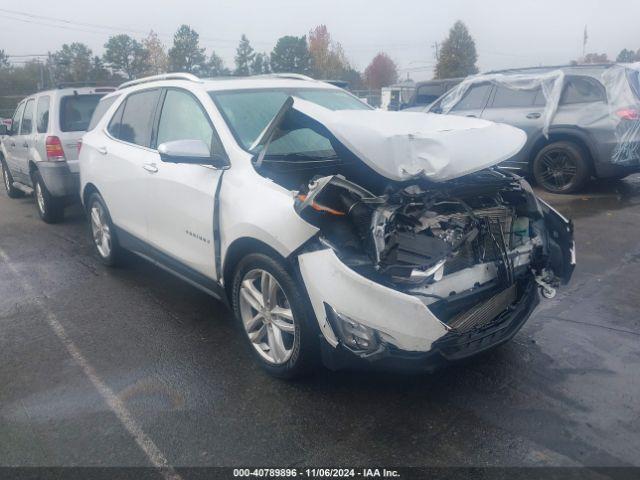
{"left": 432, "top": 41, "right": 439, "bottom": 61}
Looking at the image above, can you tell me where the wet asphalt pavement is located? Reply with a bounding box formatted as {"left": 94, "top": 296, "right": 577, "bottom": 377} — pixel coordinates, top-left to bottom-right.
{"left": 1, "top": 176, "right": 639, "bottom": 469}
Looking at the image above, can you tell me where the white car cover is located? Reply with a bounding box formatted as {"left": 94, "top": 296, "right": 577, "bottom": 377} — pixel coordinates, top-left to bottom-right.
{"left": 288, "top": 97, "right": 527, "bottom": 182}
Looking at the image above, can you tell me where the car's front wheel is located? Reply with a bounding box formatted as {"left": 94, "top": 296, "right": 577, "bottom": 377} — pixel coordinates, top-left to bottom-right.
{"left": 2, "top": 161, "right": 24, "bottom": 198}
{"left": 532, "top": 141, "right": 591, "bottom": 194}
{"left": 231, "top": 253, "right": 319, "bottom": 379}
{"left": 87, "top": 192, "right": 123, "bottom": 266}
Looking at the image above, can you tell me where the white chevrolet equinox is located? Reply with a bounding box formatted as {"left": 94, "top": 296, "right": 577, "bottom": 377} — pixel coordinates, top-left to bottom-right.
{"left": 79, "top": 73, "right": 575, "bottom": 378}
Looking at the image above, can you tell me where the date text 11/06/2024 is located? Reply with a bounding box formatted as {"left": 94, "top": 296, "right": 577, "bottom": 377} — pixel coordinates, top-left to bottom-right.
{"left": 232, "top": 468, "right": 401, "bottom": 478}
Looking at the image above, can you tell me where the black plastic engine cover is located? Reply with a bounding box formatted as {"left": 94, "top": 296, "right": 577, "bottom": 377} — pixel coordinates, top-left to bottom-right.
{"left": 381, "top": 231, "right": 452, "bottom": 272}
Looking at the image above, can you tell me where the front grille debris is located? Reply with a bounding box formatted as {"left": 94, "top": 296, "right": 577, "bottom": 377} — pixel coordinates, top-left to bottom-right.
{"left": 448, "top": 284, "right": 518, "bottom": 333}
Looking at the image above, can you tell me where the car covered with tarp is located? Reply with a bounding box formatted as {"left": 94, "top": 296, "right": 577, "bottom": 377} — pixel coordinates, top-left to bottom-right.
{"left": 426, "top": 63, "right": 640, "bottom": 193}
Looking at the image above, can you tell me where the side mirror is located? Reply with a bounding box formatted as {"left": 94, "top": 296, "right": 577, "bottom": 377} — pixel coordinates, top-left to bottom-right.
{"left": 158, "top": 139, "right": 228, "bottom": 168}
{"left": 0, "top": 124, "right": 9, "bottom": 136}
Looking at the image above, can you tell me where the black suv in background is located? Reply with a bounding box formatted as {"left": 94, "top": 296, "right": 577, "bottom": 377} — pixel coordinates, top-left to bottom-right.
{"left": 427, "top": 65, "right": 640, "bottom": 193}
{"left": 401, "top": 78, "right": 463, "bottom": 111}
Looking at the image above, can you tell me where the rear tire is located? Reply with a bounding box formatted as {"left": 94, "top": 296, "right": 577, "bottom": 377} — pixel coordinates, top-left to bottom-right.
{"left": 532, "top": 141, "right": 591, "bottom": 194}
{"left": 33, "top": 170, "right": 64, "bottom": 223}
{"left": 87, "top": 192, "right": 123, "bottom": 267}
{"left": 231, "top": 252, "right": 320, "bottom": 379}
{"left": 2, "top": 160, "right": 24, "bottom": 199}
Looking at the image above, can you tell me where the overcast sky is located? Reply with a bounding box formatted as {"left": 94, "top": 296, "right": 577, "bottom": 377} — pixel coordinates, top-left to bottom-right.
{"left": 1, "top": 0, "right": 639, "bottom": 80}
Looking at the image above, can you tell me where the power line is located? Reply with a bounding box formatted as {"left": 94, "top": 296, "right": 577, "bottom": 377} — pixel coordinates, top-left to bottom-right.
{"left": 0, "top": 13, "right": 114, "bottom": 36}
{"left": 0, "top": 8, "right": 273, "bottom": 46}
{"left": 7, "top": 54, "right": 48, "bottom": 58}
{"left": 0, "top": 7, "right": 156, "bottom": 36}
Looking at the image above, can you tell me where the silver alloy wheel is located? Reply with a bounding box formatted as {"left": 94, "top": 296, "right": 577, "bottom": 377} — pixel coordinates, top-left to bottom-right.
{"left": 90, "top": 201, "right": 112, "bottom": 258}
{"left": 239, "top": 269, "right": 296, "bottom": 365}
{"left": 35, "top": 181, "right": 45, "bottom": 214}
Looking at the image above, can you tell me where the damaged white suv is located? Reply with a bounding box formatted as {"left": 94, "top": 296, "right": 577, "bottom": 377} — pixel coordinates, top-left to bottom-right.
{"left": 79, "top": 73, "right": 575, "bottom": 378}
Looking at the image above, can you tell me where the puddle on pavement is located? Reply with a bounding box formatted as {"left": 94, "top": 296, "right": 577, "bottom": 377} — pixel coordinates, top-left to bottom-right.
{"left": 535, "top": 174, "right": 640, "bottom": 219}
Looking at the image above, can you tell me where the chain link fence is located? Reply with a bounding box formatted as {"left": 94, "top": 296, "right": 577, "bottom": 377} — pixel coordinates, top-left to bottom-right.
{"left": 351, "top": 90, "right": 381, "bottom": 108}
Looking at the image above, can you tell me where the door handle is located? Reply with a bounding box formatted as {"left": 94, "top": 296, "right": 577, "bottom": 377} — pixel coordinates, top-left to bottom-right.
{"left": 526, "top": 112, "right": 541, "bottom": 119}
{"left": 23, "top": 142, "right": 29, "bottom": 148}
{"left": 143, "top": 163, "right": 158, "bottom": 173}
{"left": 466, "top": 114, "right": 477, "bottom": 118}
{"left": 97, "top": 146, "right": 108, "bottom": 155}
{"left": 10, "top": 142, "right": 15, "bottom": 147}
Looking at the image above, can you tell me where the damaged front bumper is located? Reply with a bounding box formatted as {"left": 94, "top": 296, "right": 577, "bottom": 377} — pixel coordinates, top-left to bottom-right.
{"left": 317, "top": 278, "right": 539, "bottom": 372}
{"left": 298, "top": 248, "right": 450, "bottom": 354}
{"left": 297, "top": 245, "right": 545, "bottom": 372}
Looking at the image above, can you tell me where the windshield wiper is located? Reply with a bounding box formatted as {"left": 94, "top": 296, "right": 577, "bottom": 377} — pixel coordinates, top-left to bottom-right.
{"left": 260, "top": 152, "right": 340, "bottom": 163}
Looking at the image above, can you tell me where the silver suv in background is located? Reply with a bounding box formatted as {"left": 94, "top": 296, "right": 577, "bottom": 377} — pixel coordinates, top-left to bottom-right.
{"left": 428, "top": 64, "right": 640, "bottom": 193}
{"left": 0, "top": 85, "right": 115, "bottom": 222}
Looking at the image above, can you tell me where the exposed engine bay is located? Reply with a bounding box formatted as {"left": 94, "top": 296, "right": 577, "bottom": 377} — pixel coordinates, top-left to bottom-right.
{"left": 290, "top": 169, "right": 574, "bottom": 333}
{"left": 249, "top": 97, "right": 574, "bottom": 343}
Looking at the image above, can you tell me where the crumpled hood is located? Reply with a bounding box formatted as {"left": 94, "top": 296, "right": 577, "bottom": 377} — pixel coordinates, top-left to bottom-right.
{"left": 288, "top": 97, "right": 527, "bottom": 182}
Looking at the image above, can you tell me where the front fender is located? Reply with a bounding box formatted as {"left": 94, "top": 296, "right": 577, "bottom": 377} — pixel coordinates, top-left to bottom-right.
{"left": 218, "top": 167, "right": 319, "bottom": 272}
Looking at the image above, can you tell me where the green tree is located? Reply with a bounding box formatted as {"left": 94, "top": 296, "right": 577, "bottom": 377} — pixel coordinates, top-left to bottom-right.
{"left": 616, "top": 49, "right": 637, "bottom": 63}
{"left": 0, "top": 49, "right": 10, "bottom": 69}
{"left": 205, "top": 51, "right": 230, "bottom": 76}
{"left": 434, "top": 21, "right": 478, "bottom": 79}
{"left": 270, "top": 36, "right": 310, "bottom": 74}
{"left": 251, "top": 52, "right": 271, "bottom": 75}
{"left": 338, "top": 67, "right": 364, "bottom": 90}
{"left": 103, "top": 34, "right": 149, "bottom": 80}
{"left": 582, "top": 52, "right": 610, "bottom": 64}
{"left": 0, "top": 60, "right": 46, "bottom": 117}
{"left": 168, "top": 25, "right": 206, "bottom": 73}
{"left": 49, "top": 43, "right": 94, "bottom": 83}
{"left": 234, "top": 34, "right": 255, "bottom": 76}
{"left": 89, "top": 56, "right": 113, "bottom": 82}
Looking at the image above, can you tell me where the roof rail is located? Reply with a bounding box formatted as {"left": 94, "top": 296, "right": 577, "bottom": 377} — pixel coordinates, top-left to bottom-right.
{"left": 484, "top": 64, "right": 614, "bottom": 75}
{"left": 118, "top": 73, "right": 201, "bottom": 90}
{"left": 55, "top": 81, "right": 118, "bottom": 90}
{"left": 256, "top": 73, "right": 316, "bottom": 82}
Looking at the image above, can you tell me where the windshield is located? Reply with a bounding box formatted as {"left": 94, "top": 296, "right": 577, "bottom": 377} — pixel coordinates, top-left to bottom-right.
{"left": 209, "top": 88, "right": 370, "bottom": 153}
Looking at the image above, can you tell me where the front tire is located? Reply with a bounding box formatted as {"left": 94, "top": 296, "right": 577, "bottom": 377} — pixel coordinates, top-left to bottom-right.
{"left": 87, "top": 192, "right": 123, "bottom": 267}
{"left": 231, "top": 253, "right": 319, "bottom": 379}
{"left": 2, "top": 160, "right": 24, "bottom": 199}
{"left": 532, "top": 141, "right": 591, "bottom": 194}
{"left": 33, "top": 170, "right": 64, "bottom": 223}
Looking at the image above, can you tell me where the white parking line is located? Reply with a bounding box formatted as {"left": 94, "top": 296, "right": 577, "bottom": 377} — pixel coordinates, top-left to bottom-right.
{"left": 0, "top": 247, "right": 182, "bottom": 480}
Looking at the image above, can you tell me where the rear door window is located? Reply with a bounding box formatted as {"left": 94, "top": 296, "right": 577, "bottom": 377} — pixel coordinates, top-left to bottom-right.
{"left": 60, "top": 94, "right": 104, "bottom": 132}
{"left": 20, "top": 99, "right": 35, "bottom": 134}
{"left": 36, "top": 96, "right": 50, "bottom": 133}
{"left": 110, "top": 89, "right": 160, "bottom": 147}
{"left": 88, "top": 96, "right": 119, "bottom": 131}
{"left": 107, "top": 101, "right": 125, "bottom": 139}
{"left": 10, "top": 103, "right": 25, "bottom": 135}
{"left": 533, "top": 89, "right": 547, "bottom": 106}
{"left": 490, "top": 86, "right": 539, "bottom": 108}
{"left": 450, "top": 84, "right": 492, "bottom": 112}
{"left": 560, "top": 77, "right": 605, "bottom": 104}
